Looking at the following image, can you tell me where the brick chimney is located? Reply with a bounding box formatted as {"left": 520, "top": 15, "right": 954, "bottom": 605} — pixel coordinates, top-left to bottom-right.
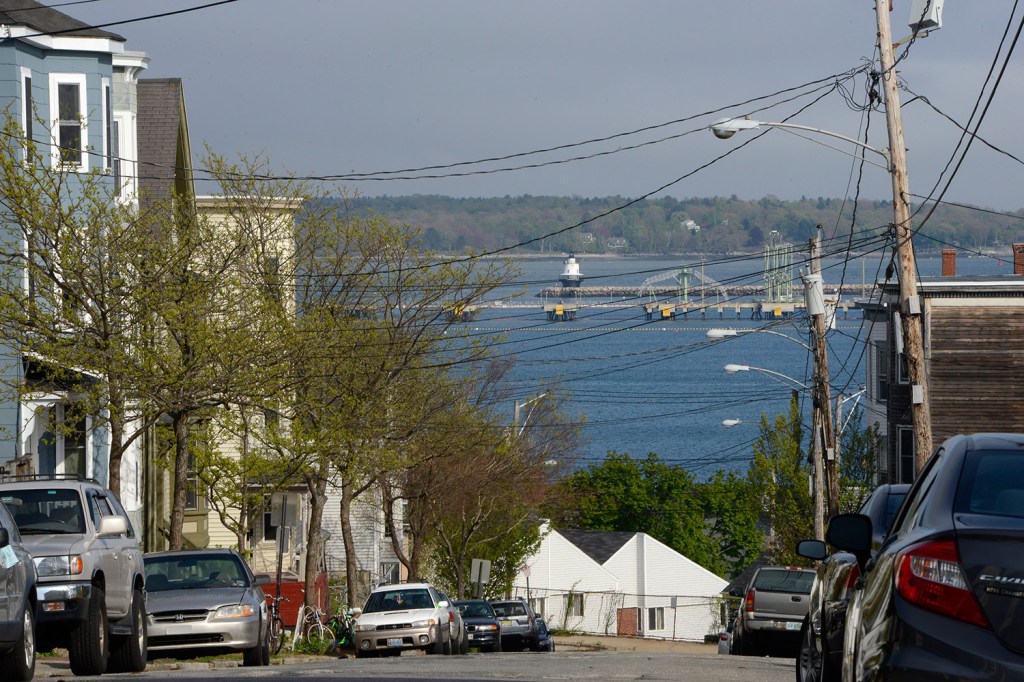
{"left": 941, "top": 248, "right": 957, "bottom": 277}
{"left": 1014, "top": 243, "right": 1024, "bottom": 275}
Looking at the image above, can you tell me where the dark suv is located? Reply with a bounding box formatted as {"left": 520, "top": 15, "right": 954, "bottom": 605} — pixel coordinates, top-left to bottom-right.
{"left": 0, "top": 477, "right": 147, "bottom": 676}
{"left": 489, "top": 598, "right": 539, "bottom": 651}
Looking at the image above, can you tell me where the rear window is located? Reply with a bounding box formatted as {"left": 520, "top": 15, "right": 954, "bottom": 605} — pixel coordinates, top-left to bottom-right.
{"left": 492, "top": 602, "right": 527, "bottom": 617}
{"left": 956, "top": 449, "right": 1024, "bottom": 519}
{"left": 752, "top": 569, "right": 814, "bottom": 594}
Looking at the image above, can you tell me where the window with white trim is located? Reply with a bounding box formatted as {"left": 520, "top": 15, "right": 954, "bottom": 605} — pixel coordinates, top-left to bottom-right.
{"left": 20, "top": 67, "right": 34, "bottom": 160}
{"left": 564, "top": 592, "right": 584, "bottom": 617}
{"left": 49, "top": 73, "right": 88, "bottom": 170}
{"left": 102, "top": 78, "right": 112, "bottom": 172}
{"left": 647, "top": 606, "right": 665, "bottom": 631}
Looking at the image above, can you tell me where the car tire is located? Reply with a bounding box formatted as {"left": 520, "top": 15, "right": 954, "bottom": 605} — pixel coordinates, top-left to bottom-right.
{"left": 442, "top": 629, "right": 453, "bottom": 655}
{"left": 69, "top": 585, "right": 109, "bottom": 676}
{"left": 108, "top": 588, "right": 147, "bottom": 673}
{"left": 0, "top": 601, "right": 35, "bottom": 682}
{"left": 459, "top": 630, "right": 469, "bottom": 655}
{"left": 243, "top": 617, "right": 268, "bottom": 667}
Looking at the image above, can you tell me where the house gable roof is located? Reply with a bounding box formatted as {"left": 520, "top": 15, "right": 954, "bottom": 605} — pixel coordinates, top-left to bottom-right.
{"left": 0, "top": 0, "right": 124, "bottom": 40}
{"left": 557, "top": 528, "right": 636, "bottom": 565}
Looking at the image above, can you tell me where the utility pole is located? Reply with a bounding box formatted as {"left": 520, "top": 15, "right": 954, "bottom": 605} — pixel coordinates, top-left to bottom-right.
{"left": 804, "top": 232, "right": 836, "bottom": 529}
{"left": 876, "top": 0, "right": 932, "bottom": 467}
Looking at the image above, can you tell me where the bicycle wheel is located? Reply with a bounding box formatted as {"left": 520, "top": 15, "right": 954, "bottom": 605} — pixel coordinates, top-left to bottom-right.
{"left": 306, "top": 622, "right": 334, "bottom": 648}
{"left": 269, "top": 617, "right": 284, "bottom": 655}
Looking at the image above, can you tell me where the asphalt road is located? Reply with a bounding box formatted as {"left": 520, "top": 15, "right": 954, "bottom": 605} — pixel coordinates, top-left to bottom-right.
{"left": 72, "top": 650, "right": 795, "bottom": 681}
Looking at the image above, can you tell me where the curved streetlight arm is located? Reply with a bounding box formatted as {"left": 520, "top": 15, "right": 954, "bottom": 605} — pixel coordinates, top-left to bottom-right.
{"left": 707, "top": 327, "right": 812, "bottom": 352}
{"left": 723, "top": 363, "right": 810, "bottom": 392}
{"left": 711, "top": 117, "right": 891, "bottom": 169}
{"left": 514, "top": 392, "right": 549, "bottom": 438}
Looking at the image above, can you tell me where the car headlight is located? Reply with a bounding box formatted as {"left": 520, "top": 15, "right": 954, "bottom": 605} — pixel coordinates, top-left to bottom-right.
{"left": 477, "top": 624, "right": 498, "bottom": 631}
{"left": 354, "top": 623, "right": 376, "bottom": 632}
{"left": 212, "top": 604, "right": 256, "bottom": 619}
{"left": 411, "top": 619, "right": 437, "bottom": 628}
{"left": 34, "top": 555, "right": 84, "bottom": 577}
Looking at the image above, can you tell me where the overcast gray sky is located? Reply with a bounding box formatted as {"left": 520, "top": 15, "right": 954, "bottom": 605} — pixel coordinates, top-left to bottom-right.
{"left": 72, "top": 1, "right": 1024, "bottom": 211}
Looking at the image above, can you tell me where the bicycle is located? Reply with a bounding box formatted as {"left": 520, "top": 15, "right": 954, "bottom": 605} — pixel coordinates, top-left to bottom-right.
{"left": 266, "top": 595, "right": 288, "bottom": 655}
{"left": 292, "top": 603, "right": 334, "bottom": 650}
{"left": 327, "top": 605, "right": 359, "bottom": 652}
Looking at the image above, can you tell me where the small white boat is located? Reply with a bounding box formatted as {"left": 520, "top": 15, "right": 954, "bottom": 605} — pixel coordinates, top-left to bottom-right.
{"left": 559, "top": 254, "right": 584, "bottom": 288}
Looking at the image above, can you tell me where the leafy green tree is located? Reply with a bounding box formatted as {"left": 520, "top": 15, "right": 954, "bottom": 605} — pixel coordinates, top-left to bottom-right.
{"left": 838, "top": 406, "right": 883, "bottom": 513}
{"left": 699, "top": 470, "right": 764, "bottom": 578}
{"left": 746, "top": 395, "right": 813, "bottom": 566}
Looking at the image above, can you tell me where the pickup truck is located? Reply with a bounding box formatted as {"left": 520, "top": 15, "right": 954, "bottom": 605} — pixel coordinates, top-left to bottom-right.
{"left": 731, "top": 566, "right": 815, "bottom": 657}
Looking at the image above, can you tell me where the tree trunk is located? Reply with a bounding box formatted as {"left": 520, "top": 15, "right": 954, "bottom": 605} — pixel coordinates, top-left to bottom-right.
{"left": 304, "top": 462, "right": 329, "bottom": 610}
{"left": 169, "top": 411, "right": 190, "bottom": 550}
{"left": 106, "top": 380, "right": 125, "bottom": 498}
{"left": 379, "top": 477, "right": 412, "bottom": 575}
{"left": 340, "top": 477, "right": 360, "bottom": 606}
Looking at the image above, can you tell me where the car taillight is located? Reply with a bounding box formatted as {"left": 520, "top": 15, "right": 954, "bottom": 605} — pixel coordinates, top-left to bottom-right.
{"left": 895, "top": 539, "right": 988, "bottom": 629}
{"left": 744, "top": 588, "right": 755, "bottom": 612}
{"left": 449, "top": 611, "right": 455, "bottom": 623}
{"left": 845, "top": 564, "right": 861, "bottom": 590}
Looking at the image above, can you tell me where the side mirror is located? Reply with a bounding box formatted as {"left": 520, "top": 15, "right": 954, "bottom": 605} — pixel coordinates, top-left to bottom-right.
{"left": 98, "top": 515, "right": 127, "bottom": 536}
{"left": 797, "top": 539, "right": 828, "bottom": 561}
{"left": 349, "top": 608, "right": 362, "bottom": 617}
{"left": 826, "top": 513, "right": 873, "bottom": 568}
{"left": 437, "top": 600, "right": 449, "bottom": 608}
{"left": 727, "top": 588, "right": 743, "bottom": 598}
{"left": 253, "top": 574, "right": 272, "bottom": 587}
{"left": 0, "top": 527, "right": 9, "bottom": 548}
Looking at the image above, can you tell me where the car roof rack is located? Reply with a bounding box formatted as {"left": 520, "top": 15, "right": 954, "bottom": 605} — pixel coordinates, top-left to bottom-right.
{"left": 0, "top": 473, "right": 100, "bottom": 484}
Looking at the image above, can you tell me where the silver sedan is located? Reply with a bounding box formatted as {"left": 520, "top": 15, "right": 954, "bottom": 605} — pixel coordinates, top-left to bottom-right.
{"left": 143, "top": 548, "right": 272, "bottom": 666}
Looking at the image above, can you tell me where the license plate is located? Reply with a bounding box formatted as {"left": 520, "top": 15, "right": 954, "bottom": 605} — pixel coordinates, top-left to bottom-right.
{"left": 166, "top": 624, "right": 192, "bottom": 635}
{"left": 387, "top": 638, "right": 403, "bottom": 647}
{"left": 500, "top": 619, "right": 513, "bottom": 627}
{"left": 785, "top": 622, "right": 801, "bottom": 631}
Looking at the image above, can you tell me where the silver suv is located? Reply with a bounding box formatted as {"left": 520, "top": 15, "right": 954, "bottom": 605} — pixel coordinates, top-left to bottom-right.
{"left": 490, "top": 598, "right": 540, "bottom": 651}
{"left": 0, "top": 477, "right": 147, "bottom": 676}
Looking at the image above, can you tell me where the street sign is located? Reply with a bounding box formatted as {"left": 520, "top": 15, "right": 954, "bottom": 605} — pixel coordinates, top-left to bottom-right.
{"left": 471, "top": 558, "right": 492, "bottom": 584}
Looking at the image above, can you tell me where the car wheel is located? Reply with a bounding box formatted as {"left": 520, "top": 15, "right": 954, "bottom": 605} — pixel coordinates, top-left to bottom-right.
{"left": 459, "top": 630, "right": 469, "bottom": 655}
{"left": 69, "top": 585, "right": 109, "bottom": 676}
{"left": 442, "top": 629, "right": 453, "bottom": 655}
{"left": 0, "top": 601, "right": 35, "bottom": 682}
{"left": 797, "top": 619, "right": 824, "bottom": 682}
{"left": 109, "top": 588, "right": 147, "bottom": 673}
{"left": 243, "top": 617, "right": 267, "bottom": 667}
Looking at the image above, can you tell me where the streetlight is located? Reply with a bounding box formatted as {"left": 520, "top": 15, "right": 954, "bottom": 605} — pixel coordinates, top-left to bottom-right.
{"left": 707, "top": 327, "right": 812, "bottom": 351}
{"left": 723, "top": 363, "right": 810, "bottom": 392}
{"left": 710, "top": 7, "right": 934, "bottom": 468}
{"left": 513, "top": 393, "right": 548, "bottom": 439}
{"left": 710, "top": 117, "right": 891, "bottom": 170}
{"left": 723, "top": 362, "right": 823, "bottom": 539}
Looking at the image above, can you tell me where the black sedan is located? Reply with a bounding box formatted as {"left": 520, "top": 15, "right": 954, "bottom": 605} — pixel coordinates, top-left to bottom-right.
{"left": 795, "top": 483, "right": 909, "bottom": 682}
{"left": 453, "top": 600, "right": 502, "bottom": 652}
{"left": 0, "top": 498, "right": 35, "bottom": 681}
{"left": 829, "top": 433, "right": 1024, "bottom": 681}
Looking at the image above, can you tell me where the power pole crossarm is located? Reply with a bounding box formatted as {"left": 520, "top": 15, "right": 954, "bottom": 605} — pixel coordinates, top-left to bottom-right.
{"left": 876, "top": 1, "right": 933, "bottom": 468}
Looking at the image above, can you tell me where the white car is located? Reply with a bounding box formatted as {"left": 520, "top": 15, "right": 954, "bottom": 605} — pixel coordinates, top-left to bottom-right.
{"left": 353, "top": 583, "right": 462, "bottom": 658}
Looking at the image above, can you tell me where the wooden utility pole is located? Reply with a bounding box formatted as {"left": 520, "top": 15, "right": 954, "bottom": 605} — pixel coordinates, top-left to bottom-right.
{"left": 806, "top": 233, "right": 836, "bottom": 524}
{"left": 876, "top": 1, "right": 933, "bottom": 467}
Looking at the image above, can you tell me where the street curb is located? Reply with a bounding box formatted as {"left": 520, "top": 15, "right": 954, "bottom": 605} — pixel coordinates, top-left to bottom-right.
{"left": 36, "top": 655, "right": 324, "bottom": 678}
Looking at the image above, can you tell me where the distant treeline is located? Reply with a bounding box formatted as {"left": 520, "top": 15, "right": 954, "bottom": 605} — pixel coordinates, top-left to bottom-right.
{"left": 334, "top": 194, "right": 1024, "bottom": 256}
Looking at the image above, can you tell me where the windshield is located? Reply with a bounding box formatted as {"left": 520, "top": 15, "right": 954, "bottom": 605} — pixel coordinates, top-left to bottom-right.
{"left": 363, "top": 588, "right": 434, "bottom": 613}
{"left": 144, "top": 554, "right": 250, "bottom": 591}
{"left": 0, "top": 489, "right": 85, "bottom": 535}
{"left": 457, "top": 601, "right": 495, "bottom": 618}
{"left": 492, "top": 602, "right": 529, "bottom": 617}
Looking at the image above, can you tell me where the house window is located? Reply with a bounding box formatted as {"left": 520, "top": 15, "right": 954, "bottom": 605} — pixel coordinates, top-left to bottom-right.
{"left": 379, "top": 561, "right": 400, "bottom": 585}
{"left": 102, "top": 78, "right": 112, "bottom": 171}
{"left": 897, "top": 426, "right": 915, "bottom": 484}
{"left": 529, "top": 597, "right": 546, "bottom": 617}
{"left": 21, "top": 69, "right": 33, "bottom": 159}
{"left": 262, "top": 496, "right": 277, "bottom": 542}
{"left": 647, "top": 607, "right": 665, "bottom": 631}
{"left": 873, "top": 341, "right": 889, "bottom": 402}
{"left": 185, "top": 451, "right": 201, "bottom": 511}
{"left": 50, "top": 73, "right": 87, "bottom": 169}
{"left": 564, "top": 592, "right": 584, "bottom": 618}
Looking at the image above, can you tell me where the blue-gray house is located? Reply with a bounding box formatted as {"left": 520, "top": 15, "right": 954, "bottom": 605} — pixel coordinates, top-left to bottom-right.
{"left": 0, "top": 1, "right": 145, "bottom": 483}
